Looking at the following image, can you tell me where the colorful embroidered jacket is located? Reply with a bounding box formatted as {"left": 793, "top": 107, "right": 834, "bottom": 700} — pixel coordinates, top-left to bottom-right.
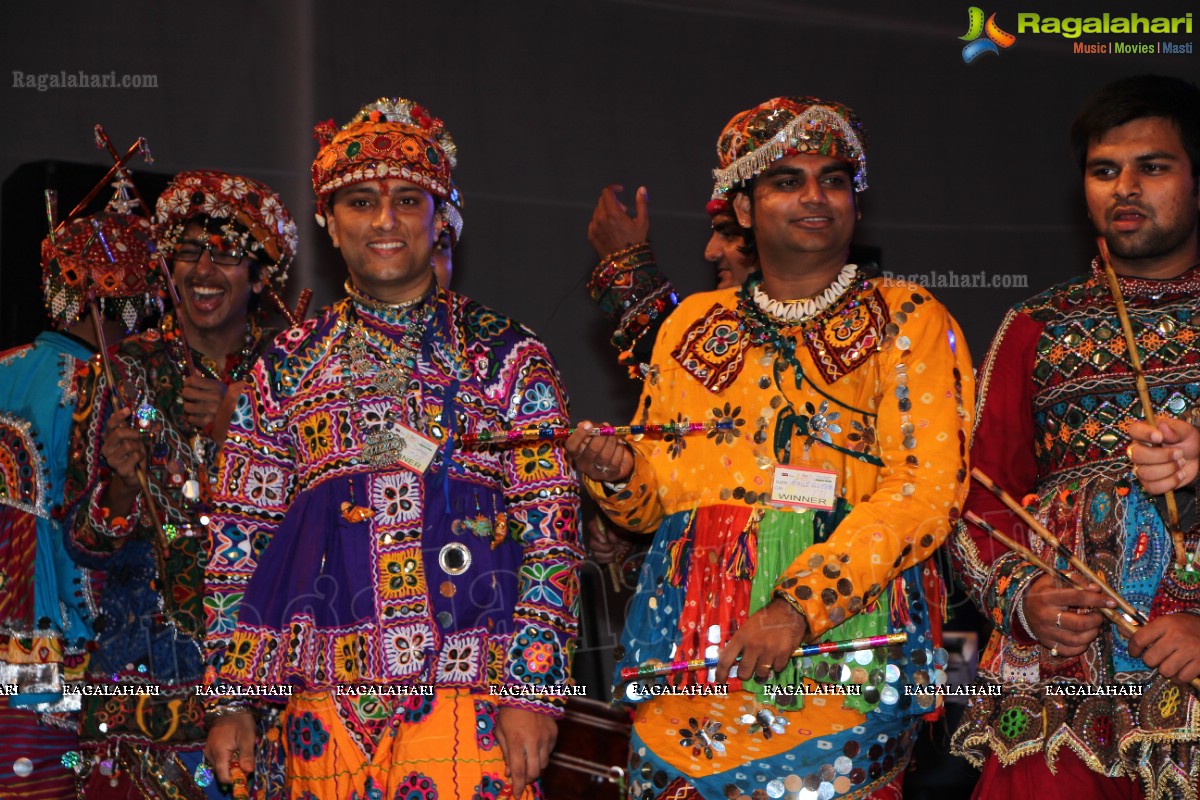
{"left": 0, "top": 332, "right": 94, "bottom": 711}
{"left": 206, "top": 285, "right": 582, "bottom": 717}
{"left": 64, "top": 320, "right": 269, "bottom": 758}
{"left": 587, "top": 273, "right": 973, "bottom": 797}
{"left": 951, "top": 261, "right": 1200, "bottom": 795}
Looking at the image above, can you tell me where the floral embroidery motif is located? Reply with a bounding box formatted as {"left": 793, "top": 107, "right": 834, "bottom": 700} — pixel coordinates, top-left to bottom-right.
{"left": 707, "top": 403, "right": 744, "bottom": 445}
{"left": 801, "top": 400, "right": 842, "bottom": 450}
{"left": 847, "top": 415, "right": 877, "bottom": 454}
{"left": 287, "top": 711, "right": 330, "bottom": 761}
{"left": 520, "top": 382, "right": 557, "bottom": 416}
{"left": 508, "top": 626, "right": 565, "bottom": 684}
{"left": 379, "top": 550, "right": 425, "bottom": 599}
{"left": 402, "top": 693, "right": 435, "bottom": 724}
{"left": 701, "top": 323, "right": 739, "bottom": 357}
{"left": 372, "top": 472, "right": 422, "bottom": 525}
{"left": 394, "top": 772, "right": 438, "bottom": 800}
{"left": 474, "top": 699, "right": 498, "bottom": 750}
{"left": 383, "top": 624, "right": 431, "bottom": 675}
{"left": 678, "top": 716, "right": 727, "bottom": 759}
{"left": 515, "top": 443, "right": 556, "bottom": 481}
{"left": 246, "top": 465, "right": 285, "bottom": 506}
{"left": 664, "top": 413, "right": 689, "bottom": 460}
{"left": 300, "top": 412, "right": 334, "bottom": 459}
{"left": 804, "top": 287, "right": 889, "bottom": 383}
{"left": 672, "top": 304, "right": 747, "bottom": 393}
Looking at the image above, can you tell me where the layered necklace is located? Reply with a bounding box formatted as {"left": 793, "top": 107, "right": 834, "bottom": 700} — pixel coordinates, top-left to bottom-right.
{"left": 339, "top": 281, "right": 434, "bottom": 467}
{"left": 161, "top": 312, "right": 260, "bottom": 384}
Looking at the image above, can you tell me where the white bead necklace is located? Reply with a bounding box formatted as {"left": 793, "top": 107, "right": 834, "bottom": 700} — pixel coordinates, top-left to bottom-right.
{"left": 751, "top": 264, "right": 858, "bottom": 323}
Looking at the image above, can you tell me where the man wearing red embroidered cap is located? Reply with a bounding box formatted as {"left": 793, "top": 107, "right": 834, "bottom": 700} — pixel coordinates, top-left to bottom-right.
{"left": 0, "top": 181, "right": 163, "bottom": 800}
{"left": 64, "top": 169, "right": 296, "bottom": 799}
{"left": 569, "top": 96, "right": 974, "bottom": 799}
{"left": 204, "top": 98, "right": 581, "bottom": 800}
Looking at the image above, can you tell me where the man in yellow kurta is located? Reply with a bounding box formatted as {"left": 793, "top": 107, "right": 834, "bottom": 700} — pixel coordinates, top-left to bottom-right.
{"left": 569, "top": 96, "right": 975, "bottom": 799}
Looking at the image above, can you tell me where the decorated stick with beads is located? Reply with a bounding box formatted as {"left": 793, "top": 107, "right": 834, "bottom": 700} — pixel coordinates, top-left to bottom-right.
{"left": 461, "top": 419, "right": 734, "bottom": 447}
{"left": 44, "top": 191, "right": 170, "bottom": 549}
{"left": 970, "top": 468, "right": 1147, "bottom": 625}
{"left": 1097, "top": 237, "right": 1186, "bottom": 568}
{"left": 619, "top": 632, "right": 907, "bottom": 682}
{"left": 229, "top": 758, "right": 249, "bottom": 800}
{"left": 968, "top": 510, "right": 1200, "bottom": 693}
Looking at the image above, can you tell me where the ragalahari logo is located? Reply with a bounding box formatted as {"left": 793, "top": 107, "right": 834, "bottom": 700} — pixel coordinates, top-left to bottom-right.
{"left": 960, "top": 7, "right": 1017, "bottom": 62}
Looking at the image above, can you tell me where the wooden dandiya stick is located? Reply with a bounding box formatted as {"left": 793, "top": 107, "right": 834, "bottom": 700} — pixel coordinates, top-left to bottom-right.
{"left": 970, "top": 467, "right": 1147, "bottom": 626}
{"left": 1096, "top": 237, "right": 1186, "bottom": 567}
{"left": 56, "top": 203, "right": 173, "bottom": 557}
{"left": 968, "top": 510, "right": 1200, "bottom": 693}
{"left": 55, "top": 136, "right": 146, "bottom": 228}
{"left": 619, "top": 632, "right": 907, "bottom": 682}
{"left": 461, "top": 419, "right": 734, "bottom": 447}
{"left": 965, "top": 511, "right": 1143, "bottom": 628}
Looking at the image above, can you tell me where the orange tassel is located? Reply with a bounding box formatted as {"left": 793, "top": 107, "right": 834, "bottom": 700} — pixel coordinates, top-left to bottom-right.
{"left": 340, "top": 502, "right": 375, "bottom": 523}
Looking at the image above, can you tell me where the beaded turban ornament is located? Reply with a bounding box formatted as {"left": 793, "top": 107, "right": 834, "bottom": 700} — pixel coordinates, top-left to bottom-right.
{"left": 40, "top": 186, "right": 164, "bottom": 332}
{"left": 311, "top": 97, "right": 464, "bottom": 244}
{"left": 710, "top": 96, "right": 869, "bottom": 210}
{"left": 153, "top": 170, "right": 298, "bottom": 290}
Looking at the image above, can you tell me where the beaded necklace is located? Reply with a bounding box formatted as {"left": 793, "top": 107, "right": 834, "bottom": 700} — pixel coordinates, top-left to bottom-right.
{"left": 339, "top": 282, "right": 434, "bottom": 467}
{"left": 737, "top": 272, "right": 883, "bottom": 467}
{"left": 161, "top": 313, "right": 260, "bottom": 383}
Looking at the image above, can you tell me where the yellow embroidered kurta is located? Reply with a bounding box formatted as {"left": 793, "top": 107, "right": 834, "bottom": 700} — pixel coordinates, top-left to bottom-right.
{"left": 588, "top": 275, "right": 974, "bottom": 799}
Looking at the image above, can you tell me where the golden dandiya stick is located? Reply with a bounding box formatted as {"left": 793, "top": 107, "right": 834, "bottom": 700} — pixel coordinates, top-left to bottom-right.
{"left": 967, "top": 510, "right": 1200, "bottom": 693}
{"left": 1096, "top": 237, "right": 1186, "bottom": 567}
{"left": 970, "top": 467, "right": 1147, "bottom": 625}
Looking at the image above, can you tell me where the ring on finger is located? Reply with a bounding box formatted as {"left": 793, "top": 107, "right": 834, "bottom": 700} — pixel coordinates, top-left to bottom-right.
{"left": 1055, "top": 610, "right": 1063, "bottom": 628}
{"left": 1049, "top": 642, "right": 1059, "bottom": 657}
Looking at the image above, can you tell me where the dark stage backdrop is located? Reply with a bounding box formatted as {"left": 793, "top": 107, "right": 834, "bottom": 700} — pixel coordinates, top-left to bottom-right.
{"left": 2, "top": 0, "right": 1195, "bottom": 419}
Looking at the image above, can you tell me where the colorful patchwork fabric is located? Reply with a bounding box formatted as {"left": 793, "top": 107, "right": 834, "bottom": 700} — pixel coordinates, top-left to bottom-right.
{"left": 952, "top": 261, "right": 1200, "bottom": 793}
{"left": 280, "top": 689, "right": 536, "bottom": 800}
{"left": 62, "top": 323, "right": 270, "bottom": 766}
{"left": 587, "top": 276, "right": 974, "bottom": 796}
{"left": 0, "top": 333, "right": 96, "bottom": 800}
{"left": 0, "top": 335, "right": 95, "bottom": 710}
{"left": 206, "top": 284, "right": 582, "bottom": 733}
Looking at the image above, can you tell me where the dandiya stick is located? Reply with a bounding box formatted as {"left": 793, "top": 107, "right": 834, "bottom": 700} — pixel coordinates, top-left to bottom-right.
{"left": 461, "top": 419, "right": 733, "bottom": 447}
{"left": 970, "top": 467, "right": 1147, "bottom": 626}
{"left": 45, "top": 192, "right": 170, "bottom": 548}
{"left": 967, "top": 510, "right": 1200, "bottom": 693}
{"left": 229, "top": 759, "right": 249, "bottom": 800}
{"left": 619, "top": 632, "right": 907, "bottom": 682}
{"left": 1097, "top": 237, "right": 1185, "bottom": 567}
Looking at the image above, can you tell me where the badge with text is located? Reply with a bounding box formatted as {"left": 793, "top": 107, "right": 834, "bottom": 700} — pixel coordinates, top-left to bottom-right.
{"left": 362, "top": 423, "right": 439, "bottom": 473}
{"left": 771, "top": 466, "right": 838, "bottom": 510}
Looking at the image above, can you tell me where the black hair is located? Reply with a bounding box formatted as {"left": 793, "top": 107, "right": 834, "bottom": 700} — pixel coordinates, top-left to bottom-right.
{"left": 1070, "top": 74, "right": 1200, "bottom": 180}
